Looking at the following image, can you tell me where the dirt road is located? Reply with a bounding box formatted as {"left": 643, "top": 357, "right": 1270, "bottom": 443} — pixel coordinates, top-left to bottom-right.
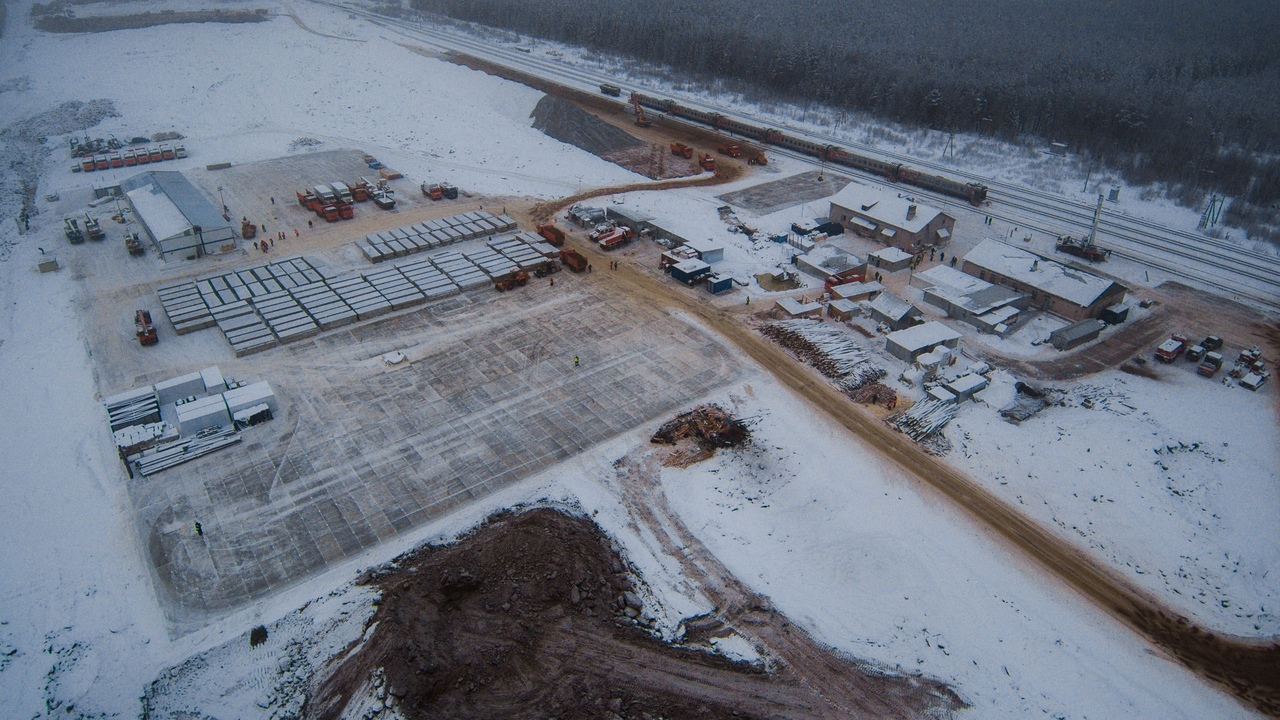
{"left": 562, "top": 232, "right": 1280, "bottom": 717}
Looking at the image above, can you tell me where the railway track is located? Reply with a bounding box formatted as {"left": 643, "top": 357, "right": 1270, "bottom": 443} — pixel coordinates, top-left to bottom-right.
{"left": 322, "top": 1, "right": 1280, "bottom": 311}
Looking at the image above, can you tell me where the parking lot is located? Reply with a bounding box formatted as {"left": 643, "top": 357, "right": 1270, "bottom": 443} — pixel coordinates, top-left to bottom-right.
{"left": 114, "top": 275, "right": 743, "bottom": 625}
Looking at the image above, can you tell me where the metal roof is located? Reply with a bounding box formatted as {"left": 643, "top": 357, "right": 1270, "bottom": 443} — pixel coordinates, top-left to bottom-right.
{"left": 963, "top": 239, "right": 1124, "bottom": 308}
{"left": 829, "top": 184, "right": 948, "bottom": 234}
{"left": 1050, "top": 318, "right": 1106, "bottom": 343}
{"left": 122, "top": 171, "right": 230, "bottom": 239}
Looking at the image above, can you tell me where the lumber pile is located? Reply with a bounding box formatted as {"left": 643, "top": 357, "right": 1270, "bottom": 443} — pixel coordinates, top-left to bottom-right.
{"left": 651, "top": 404, "right": 750, "bottom": 449}
{"left": 845, "top": 382, "right": 897, "bottom": 406}
{"left": 887, "top": 399, "right": 956, "bottom": 444}
{"left": 762, "top": 319, "right": 883, "bottom": 382}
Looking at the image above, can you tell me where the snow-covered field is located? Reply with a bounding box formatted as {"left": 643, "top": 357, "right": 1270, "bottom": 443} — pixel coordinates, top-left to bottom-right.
{"left": 0, "top": 1, "right": 1274, "bottom": 718}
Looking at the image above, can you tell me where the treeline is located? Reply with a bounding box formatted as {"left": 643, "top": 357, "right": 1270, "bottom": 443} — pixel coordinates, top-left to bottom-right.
{"left": 411, "top": 0, "right": 1280, "bottom": 210}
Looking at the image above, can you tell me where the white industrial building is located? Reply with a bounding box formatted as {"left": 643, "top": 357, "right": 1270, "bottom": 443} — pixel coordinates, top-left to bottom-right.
{"left": 885, "top": 321, "right": 962, "bottom": 363}
{"left": 121, "top": 171, "right": 235, "bottom": 260}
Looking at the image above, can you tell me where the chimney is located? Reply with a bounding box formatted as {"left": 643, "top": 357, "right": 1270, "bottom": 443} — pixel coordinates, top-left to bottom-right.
{"left": 907, "top": 204, "right": 917, "bottom": 220}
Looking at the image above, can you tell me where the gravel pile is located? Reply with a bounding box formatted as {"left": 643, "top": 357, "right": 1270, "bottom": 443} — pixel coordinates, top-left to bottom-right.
{"left": 530, "top": 94, "right": 642, "bottom": 158}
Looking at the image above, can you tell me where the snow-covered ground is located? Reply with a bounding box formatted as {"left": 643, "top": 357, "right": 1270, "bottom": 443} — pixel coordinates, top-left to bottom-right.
{"left": 0, "top": 1, "right": 1274, "bottom": 717}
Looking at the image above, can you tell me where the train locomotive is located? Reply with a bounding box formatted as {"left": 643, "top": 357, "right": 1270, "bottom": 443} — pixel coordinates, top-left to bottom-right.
{"left": 630, "top": 92, "right": 988, "bottom": 206}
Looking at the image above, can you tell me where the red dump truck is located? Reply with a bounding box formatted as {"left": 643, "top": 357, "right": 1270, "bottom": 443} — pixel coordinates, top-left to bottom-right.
{"left": 559, "top": 248, "right": 588, "bottom": 272}
{"left": 670, "top": 142, "right": 693, "bottom": 158}
{"left": 823, "top": 267, "right": 865, "bottom": 294}
{"left": 537, "top": 223, "right": 565, "bottom": 246}
{"left": 596, "top": 226, "right": 634, "bottom": 250}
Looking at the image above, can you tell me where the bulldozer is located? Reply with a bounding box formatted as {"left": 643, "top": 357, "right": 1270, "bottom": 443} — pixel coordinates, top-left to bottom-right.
{"left": 494, "top": 269, "right": 530, "bottom": 292}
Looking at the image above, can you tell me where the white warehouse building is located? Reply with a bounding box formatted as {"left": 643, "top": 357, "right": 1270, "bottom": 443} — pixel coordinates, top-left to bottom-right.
{"left": 122, "top": 171, "right": 236, "bottom": 260}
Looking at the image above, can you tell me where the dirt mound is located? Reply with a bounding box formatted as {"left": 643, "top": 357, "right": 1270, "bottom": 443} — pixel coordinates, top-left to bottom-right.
{"left": 531, "top": 94, "right": 643, "bottom": 158}
{"left": 307, "top": 508, "right": 959, "bottom": 720}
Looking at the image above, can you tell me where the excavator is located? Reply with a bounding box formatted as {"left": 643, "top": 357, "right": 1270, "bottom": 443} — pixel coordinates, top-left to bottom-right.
{"left": 631, "top": 93, "right": 652, "bottom": 128}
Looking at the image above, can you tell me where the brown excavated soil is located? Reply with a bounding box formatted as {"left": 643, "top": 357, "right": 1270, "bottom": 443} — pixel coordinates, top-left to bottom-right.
{"left": 308, "top": 508, "right": 963, "bottom": 720}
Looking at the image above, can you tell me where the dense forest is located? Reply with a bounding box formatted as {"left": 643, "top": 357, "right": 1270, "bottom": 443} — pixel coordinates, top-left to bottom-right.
{"left": 410, "top": 0, "right": 1280, "bottom": 221}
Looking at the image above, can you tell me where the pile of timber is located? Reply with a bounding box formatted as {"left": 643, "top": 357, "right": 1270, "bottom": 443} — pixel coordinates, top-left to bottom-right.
{"left": 133, "top": 426, "right": 241, "bottom": 476}
{"left": 887, "top": 399, "right": 956, "bottom": 443}
{"left": 761, "top": 319, "right": 883, "bottom": 381}
{"left": 845, "top": 382, "right": 897, "bottom": 406}
{"left": 651, "top": 404, "right": 750, "bottom": 449}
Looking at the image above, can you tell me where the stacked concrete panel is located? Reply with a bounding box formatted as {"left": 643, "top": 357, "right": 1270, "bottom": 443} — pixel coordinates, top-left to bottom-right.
{"left": 430, "top": 250, "right": 490, "bottom": 290}
{"left": 396, "top": 259, "right": 460, "bottom": 300}
{"left": 328, "top": 274, "right": 393, "bottom": 321}
{"left": 463, "top": 247, "right": 518, "bottom": 278}
{"left": 290, "top": 280, "right": 357, "bottom": 330}
{"left": 364, "top": 267, "right": 427, "bottom": 310}
{"left": 157, "top": 283, "right": 215, "bottom": 334}
{"left": 212, "top": 300, "right": 277, "bottom": 356}
{"left": 359, "top": 210, "right": 518, "bottom": 263}
{"left": 488, "top": 235, "right": 548, "bottom": 270}
{"left": 250, "top": 290, "right": 320, "bottom": 343}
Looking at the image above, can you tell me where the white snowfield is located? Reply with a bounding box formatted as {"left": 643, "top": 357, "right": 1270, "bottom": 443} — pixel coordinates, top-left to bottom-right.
{"left": 0, "top": 1, "right": 1273, "bottom": 718}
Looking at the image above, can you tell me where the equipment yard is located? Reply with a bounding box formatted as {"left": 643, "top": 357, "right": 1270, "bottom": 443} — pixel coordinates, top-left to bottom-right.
{"left": 1, "top": 3, "right": 1278, "bottom": 720}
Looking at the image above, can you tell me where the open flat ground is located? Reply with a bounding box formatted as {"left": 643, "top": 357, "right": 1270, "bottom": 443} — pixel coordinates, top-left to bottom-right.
{"left": 102, "top": 272, "right": 741, "bottom": 626}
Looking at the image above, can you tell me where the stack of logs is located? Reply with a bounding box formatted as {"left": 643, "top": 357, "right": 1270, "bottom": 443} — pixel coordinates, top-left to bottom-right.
{"left": 762, "top": 320, "right": 883, "bottom": 388}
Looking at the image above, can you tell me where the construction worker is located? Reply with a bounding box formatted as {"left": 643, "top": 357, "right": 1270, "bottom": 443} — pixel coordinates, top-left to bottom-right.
{"left": 950, "top": 256, "right": 957, "bottom": 267}
{"left": 270, "top": 196, "right": 275, "bottom": 205}
{"left": 253, "top": 241, "right": 259, "bottom": 251}
{"left": 294, "top": 228, "right": 299, "bottom": 237}
{"left": 308, "top": 220, "right": 313, "bottom": 229}
{"left": 194, "top": 521, "right": 203, "bottom": 536}
{"left": 549, "top": 277, "right": 555, "bottom": 287}
{"left": 574, "top": 356, "right": 579, "bottom": 367}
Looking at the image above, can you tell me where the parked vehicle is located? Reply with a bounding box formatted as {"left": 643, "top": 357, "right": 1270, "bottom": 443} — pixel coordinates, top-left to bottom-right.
{"left": 135, "top": 310, "right": 158, "bottom": 346}
{"left": 1154, "top": 333, "right": 1189, "bottom": 362}
{"left": 493, "top": 269, "right": 530, "bottom": 291}
{"left": 599, "top": 83, "right": 621, "bottom": 97}
{"left": 1185, "top": 344, "right": 1207, "bottom": 363}
{"left": 536, "top": 223, "right": 565, "bottom": 246}
{"left": 1201, "top": 335, "right": 1224, "bottom": 351}
{"left": 1197, "top": 352, "right": 1224, "bottom": 377}
{"left": 559, "top": 248, "right": 588, "bottom": 272}
{"left": 670, "top": 142, "right": 693, "bottom": 158}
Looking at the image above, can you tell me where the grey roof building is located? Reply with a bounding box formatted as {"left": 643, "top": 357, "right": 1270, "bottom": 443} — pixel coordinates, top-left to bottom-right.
{"left": 868, "top": 291, "right": 922, "bottom": 331}
{"left": 1049, "top": 318, "right": 1106, "bottom": 350}
{"left": 121, "top": 171, "right": 235, "bottom": 260}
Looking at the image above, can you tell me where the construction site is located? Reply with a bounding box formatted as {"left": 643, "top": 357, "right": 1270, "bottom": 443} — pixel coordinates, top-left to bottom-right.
{"left": 6, "top": 7, "right": 1280, "bottom": 720}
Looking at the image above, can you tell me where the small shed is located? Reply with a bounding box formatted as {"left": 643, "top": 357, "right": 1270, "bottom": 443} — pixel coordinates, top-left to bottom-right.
{"left": 927, "top": 386, "right": 958, "bottom": 404}
{"left": 1100, "top": 303, "right": 1130, "bottom": 325}
{"left": 155, "top": 371, "right": 206, "bottom": 406}
{"left": 175, "top": 394, "right": 230, "bottom": 435}
{"left": 870, "top": 246, "right": 913, "bottom": 272}
{"left": 775, "top": 297, "right": 823, "bottom": 319}
{"left": 944, "top": 373, "right": 989, "bottom": 402}
{"left": 827, "top": 299, "right": 857, "bottom": 321}
{"left": 1049, "top": 318, "right": 1105, "bottom": 350}
{"left": 704, "top": 273, "right": 733, "bottom": 295}
{"left": 222, "top": 380, "right": 279, "bottom": 416}
{"left": 868, "top": 292, "right": 922, "bottom": 331}
{"left": 684, "top": 238, "right": 725, "bottom": 264}
{"left": 670, "top": 259, "right": 711, "bottom": 285}
{"left": 885, "top": 321, "right": 962, "bottom": 363}
{"left": 832, "top": 281, "right": 884, "bottom": 302}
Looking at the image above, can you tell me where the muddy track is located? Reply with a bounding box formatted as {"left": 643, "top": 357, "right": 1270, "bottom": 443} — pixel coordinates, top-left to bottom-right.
{"left": 565, "top": 234, "right": 1280, "bottom": 716}
{"left": 611, "top": 451, "right": 965, "bottom": 718}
